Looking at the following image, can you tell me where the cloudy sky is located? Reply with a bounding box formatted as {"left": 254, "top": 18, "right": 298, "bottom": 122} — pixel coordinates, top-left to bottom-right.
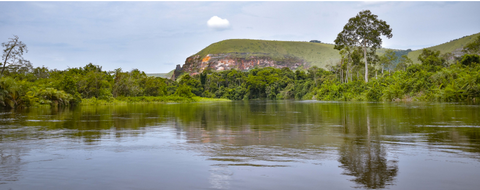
{"left": 1, "top": 1, "right": 479, "bottom": 73}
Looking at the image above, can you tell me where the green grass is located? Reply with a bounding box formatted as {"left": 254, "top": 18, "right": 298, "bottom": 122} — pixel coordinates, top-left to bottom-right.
{"left": 192, "top": 97, "right": 231, "bottom": 102}
{"left": 80, "top": 96, "right": 230, "bottom": 105}
{"left": 407, "top": 32, "right": 480, "bottom": 64}
{"left": 193, "top": 39, "right": 342, "bottom": 69}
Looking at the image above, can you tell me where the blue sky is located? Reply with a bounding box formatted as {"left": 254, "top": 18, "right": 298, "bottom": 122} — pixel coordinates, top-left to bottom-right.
{"left": 1, "top": 1, "right": 479, "bottom": 73}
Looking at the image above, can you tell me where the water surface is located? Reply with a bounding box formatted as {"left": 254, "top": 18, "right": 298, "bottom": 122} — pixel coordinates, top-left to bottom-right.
{"left": 1, "top": 101, "right": 480, "bottom": 189}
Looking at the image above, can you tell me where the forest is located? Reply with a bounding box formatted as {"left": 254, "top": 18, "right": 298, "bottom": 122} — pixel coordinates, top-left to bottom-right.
{"left": 1, "top": 35, "right": 479, "bottom": 108}
{"left": 171, "top": 44, "right": 480, "bottom": 103}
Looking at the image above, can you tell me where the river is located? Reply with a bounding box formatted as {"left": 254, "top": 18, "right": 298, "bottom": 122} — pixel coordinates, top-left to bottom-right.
{"left": 1, "top": 100, "right": 480, "bottom": 189}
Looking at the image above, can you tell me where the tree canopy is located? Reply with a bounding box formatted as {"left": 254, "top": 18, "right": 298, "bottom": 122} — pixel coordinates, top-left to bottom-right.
{"left": 378, "top": 49, "right": 397, "bottom": 73}
{"left": 418, "top": 49, "right": 445, "bottom": 67}
{"left": 334, "top": 10, "right": 393, "bottom": 82}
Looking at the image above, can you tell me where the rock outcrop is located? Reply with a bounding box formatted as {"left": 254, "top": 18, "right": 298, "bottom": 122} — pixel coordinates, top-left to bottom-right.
{"left": 171, "top": 53, "right": 307, "bottom": 80}
{"left": 171, "top": 64, "right": 183, "bottom": 81}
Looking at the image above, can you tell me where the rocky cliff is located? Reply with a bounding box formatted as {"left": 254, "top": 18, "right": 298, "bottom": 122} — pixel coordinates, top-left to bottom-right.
{"left": 172, "top": 53, "right": 307, "bottom": 80}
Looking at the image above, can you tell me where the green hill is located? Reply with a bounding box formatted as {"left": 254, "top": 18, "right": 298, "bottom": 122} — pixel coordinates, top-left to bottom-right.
{"left": 407, "top": 32, "right": 480, "bottom": 64}
{"left": 188, "top": 32, "right": 479, "bottom": 70}
{"left": 190, "top": 39, "right": 425, "bottom": 70}
{"left": 193, "top": 39, "right": 341, "bottom": 68}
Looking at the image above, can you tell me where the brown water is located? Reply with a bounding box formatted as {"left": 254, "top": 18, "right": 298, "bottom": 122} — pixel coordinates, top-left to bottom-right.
{"left": 1, "top": 100, "right": 480, "bottom": 190}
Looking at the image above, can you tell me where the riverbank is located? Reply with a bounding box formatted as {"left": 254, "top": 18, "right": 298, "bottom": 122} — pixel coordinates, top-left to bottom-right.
{"left": 80, "top": 96, "right": 230, "bottom": 106}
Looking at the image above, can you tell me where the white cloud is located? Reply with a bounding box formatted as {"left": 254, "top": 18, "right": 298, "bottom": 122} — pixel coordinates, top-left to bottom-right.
{"left": 207, "top": 16, "right": 230, "bottom": 30}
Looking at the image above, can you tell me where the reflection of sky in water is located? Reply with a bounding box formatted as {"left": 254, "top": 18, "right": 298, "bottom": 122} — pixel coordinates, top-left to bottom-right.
{"left": 209, "top": 166, "right": 233, "bottom": 189}
{"left": 0, "top": 102, "right": 480, "bottom": 189}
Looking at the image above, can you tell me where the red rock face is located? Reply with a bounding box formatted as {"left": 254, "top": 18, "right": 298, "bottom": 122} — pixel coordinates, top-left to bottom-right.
{"left": 172, "top": 53, "right": 307, "bottom": 80}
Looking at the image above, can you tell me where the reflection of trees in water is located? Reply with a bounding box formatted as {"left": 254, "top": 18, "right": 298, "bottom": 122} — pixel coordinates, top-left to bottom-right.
{"left": 1, "top": 101, "right": 479, "bottom": 146}
{"left": 177, "top": 101, "right": 340, "bottom": 165}
{"left": 0, "top": 105, "right": 176, "bottom": 144}
{"left": 338, "top": 140, "right": 398, "bottom": 189}
{"left": 338, "top": 105, "right": 398, "bottom": 189}
{"left": 175, "top": 101, "right": 480, "bottom": 170}
{"left": 2, "top": 101, "right": 480, "bottom": 188}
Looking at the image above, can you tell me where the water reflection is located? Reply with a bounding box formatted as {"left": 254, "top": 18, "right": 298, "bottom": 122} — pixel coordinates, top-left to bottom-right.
{"left": 333, "top": 104, "right": 399, "bottom": 188}
{"left": 209, "top": 166, "right": 233, "bottom": 189}
{"left": 0, "top": 147, "right": 24, "bottom": 184}
{"left": 0, "top": 101, "right": 479, "bottom": 189}
{"left": 339, "top": 139, "right": 398, "bottom": 189}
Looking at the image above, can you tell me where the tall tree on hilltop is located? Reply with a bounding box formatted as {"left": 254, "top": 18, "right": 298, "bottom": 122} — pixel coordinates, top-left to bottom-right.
{"left": 334, "top": 10, "right": 392, "bottom": 82}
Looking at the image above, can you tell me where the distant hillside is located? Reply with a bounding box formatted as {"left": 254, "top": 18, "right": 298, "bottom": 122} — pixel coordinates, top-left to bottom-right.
{"left": 188, "top": 39, "right": 420, "bottom": 70}
{"left": 146, "top": 70, "right": 174, "bottom": 79}
{"left": 407, "top": 32, "right": 480, "bottom": 64}
{"left": 173, "top": 32, "right": 479, "bottom": 79}
{"left": 194, "top": 39, "right": 341, "bottom": 68}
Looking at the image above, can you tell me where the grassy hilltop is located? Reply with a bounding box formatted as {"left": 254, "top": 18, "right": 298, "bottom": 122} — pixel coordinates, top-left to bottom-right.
{"left": 187, "top": 32, "right": 480, "bottom": 69}
{"left": 193, "top": 39, "right": 341, "bottom": 68}
{"left": 152, "top": 32, "right": 480, "bottom": 76}
{"left": 407, "top": 32, "right": 480, "bottom": 64}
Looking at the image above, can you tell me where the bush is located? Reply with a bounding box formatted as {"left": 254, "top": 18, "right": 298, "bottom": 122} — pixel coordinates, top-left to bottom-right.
{"left": 460, "top": 54, "right": 480, "bottom": 67}
{"left": 174, "top": 84, "right": 195, "bottom": 98}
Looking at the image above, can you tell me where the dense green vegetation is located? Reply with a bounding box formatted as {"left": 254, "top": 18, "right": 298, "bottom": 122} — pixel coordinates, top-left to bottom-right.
{"left": 176, "top": 49, "right": 480, "bottom": 102}
{"left": 0, "top": 62, "right": 231, "bottom": 108}
{"left": 1, "top": 31, "right": 479, "bottom": 108}
{"left": 179, "top": 31, "right": 480, "bottom": 102}
{"left": 1, "top": 49, "right": 479, "bottom": 109}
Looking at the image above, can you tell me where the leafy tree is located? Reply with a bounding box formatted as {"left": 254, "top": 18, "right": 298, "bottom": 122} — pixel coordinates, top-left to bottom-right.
{"left": 174, "top": 84, "right": 194, "bottom": 98}
{"left": 77, "top": 63, "right": 113, "bottom": 99}
{"left": 418, "top": 49, "right": 445, "bottom": 67}
{"left": 460, "top": 54, "right": 480, "bottom": 67}
{"left": 143, "top": 76, "right": 167, "bottom": 96}
{"left": 59, "top": 74, "right": 78, "bottom": 95}
{"left": 245, "top": 74, "right": 266, "bottom": 99}
{"left": 200, "top": 72, "right": 207, "bottom": 87}
{"left": 0, "top": 77, "right": 24, "bottom": 107}
{"left": 112, "top": 68, "right": 147, "bottom": 97}
{"left": 307, "top": 66, "right": 328, "bottom": 87}
{"left": 178, "top": 74, "right": 202, "bottom": 96}
{"left": 395, "top": 55, "right": 413, "bottom": 71}
{"left": 378, "top": 49, "right": 397, "bottom": 74}
{"left": 1, "top": 35, "right": 31, "bottom": 77}
{"left": 33, "top": 66, "right": 50, "bottom": 79}
{"left": 295, "top": 70, "right": 307, "bottom": 81}
{"left": 334, "top": 10, "right": 393, "bottom": 82}
{"left": 225, "top": 69, "right": 244, "bottom": 87}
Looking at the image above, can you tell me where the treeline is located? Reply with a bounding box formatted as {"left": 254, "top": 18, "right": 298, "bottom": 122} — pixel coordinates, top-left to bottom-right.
{"left": 1, "top": 49, "right": 479, "bottom": 108}
{"left": 178, "top": 48, "right": 480, "bottom": 102}
{"left": 2, "top": 35, "right": 480, "bottom": 108}
{"left": 0, "top": 64, "right": 198, "bottom": 108}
